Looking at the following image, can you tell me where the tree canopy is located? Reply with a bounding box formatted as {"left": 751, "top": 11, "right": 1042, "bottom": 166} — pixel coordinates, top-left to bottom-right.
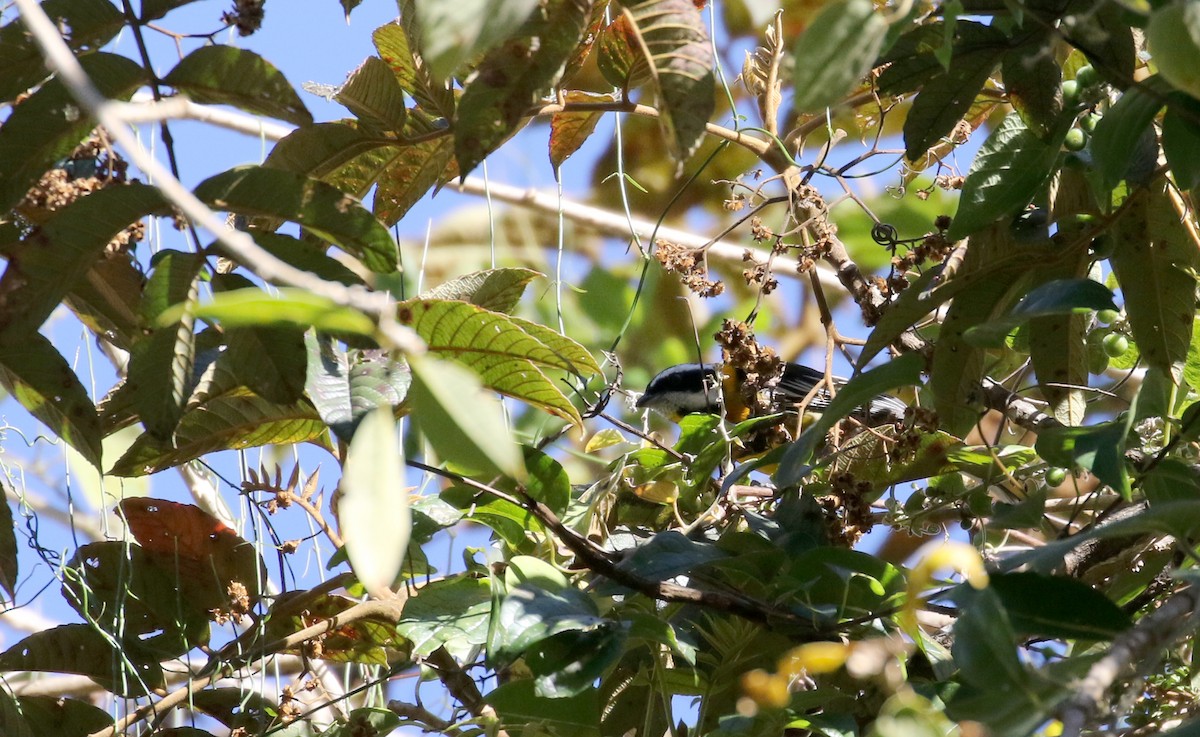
{"left": 1, "top": 0, "right": 1200, "bottom": 736}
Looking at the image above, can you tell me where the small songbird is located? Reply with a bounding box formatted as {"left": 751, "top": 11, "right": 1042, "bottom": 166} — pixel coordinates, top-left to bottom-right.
{"left": 636, "top": 362, "right": 906, "bottom": 425}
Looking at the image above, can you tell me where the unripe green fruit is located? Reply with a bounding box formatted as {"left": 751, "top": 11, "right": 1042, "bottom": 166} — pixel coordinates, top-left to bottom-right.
{"left": 1064, "top": 128, "right": 1088, "bottom": 151}
{"left": 1080, "top": 112, "right": 1101, "bottom": 133}
{"left": 1061, "top": 80, "right": 1079, "bottom": 104}
{"left": 1046, "top": 467, "right": 1067, "bottom": 486}
{"left": 1074, "top": 65, "right": 1099, "bottom": 89}
{"left": 1103, "top": 332, "right": 1130, "bottom": 358}
{"left": 1096, "top": 308, "right": 1119, "bottom": 325}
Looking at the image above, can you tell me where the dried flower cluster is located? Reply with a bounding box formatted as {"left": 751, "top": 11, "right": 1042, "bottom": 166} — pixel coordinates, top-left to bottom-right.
{"left": 821, "top": 471, "right": 875, "bottom": 547}
{"left": 653, "top": 239, "right": 724, "bottom": 297}
{"left": 16, "top": 132, "right": 143, "bottom": 255}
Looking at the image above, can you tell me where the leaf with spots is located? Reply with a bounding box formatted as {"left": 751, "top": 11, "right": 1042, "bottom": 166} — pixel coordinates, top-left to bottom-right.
{"left": 620, "top": 0, "right": 715, "bottom": 169}
{"left": 397, "top": 299, "right": 597, "bottom": 425}
{"left": 1109, "top": 181, "right": 1200, "bottom": 382}
{"left": 453, "top": 0, "right": 593, "bottom": 177}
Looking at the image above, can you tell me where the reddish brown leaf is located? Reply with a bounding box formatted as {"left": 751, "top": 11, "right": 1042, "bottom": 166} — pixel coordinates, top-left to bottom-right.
{"left": 550, "top": 91, "right": 613, "bottom": 168}
{"left": 118, "top": 498, "right": 266, "bottom": 613}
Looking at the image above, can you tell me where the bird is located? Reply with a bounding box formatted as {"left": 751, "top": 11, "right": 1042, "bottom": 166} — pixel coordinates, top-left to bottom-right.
{"left": 635, "top": 361, "right": 907, "bottom": 425}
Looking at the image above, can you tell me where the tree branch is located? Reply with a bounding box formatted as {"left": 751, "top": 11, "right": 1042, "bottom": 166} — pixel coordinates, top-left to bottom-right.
{"left": 1058, "top": 586, "right": 1200, "bottom": 737}
{"left": 13, "top": 0, "right": 423, "bottom": 357}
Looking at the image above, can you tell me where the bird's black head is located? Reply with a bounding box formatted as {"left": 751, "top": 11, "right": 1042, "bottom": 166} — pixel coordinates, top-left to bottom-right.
{"left": 636, "top": 363, "right": 723, "bottom": 418}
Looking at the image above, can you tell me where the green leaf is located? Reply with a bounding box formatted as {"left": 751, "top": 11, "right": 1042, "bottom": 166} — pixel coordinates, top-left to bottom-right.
{"left": 1109, "top": 181, "right": 1200, "bottom": 381}
{"left": 0, "top": 332, "right": 102, "bottom": 470}
{"left": 0, "top": 691, "right": 33, "bottom": 737}
{"left": 322, "top": 708, "right": 402, "bottom": 737}
{"left": 408, "top": 354, "right": 525, "bottom": 479}
{"left": 336, "top": 56, "right": 407, "bottom": 132}
{"left": 902, "top": 30, "right": 1007, "bottom": 161}
{"left": 495, "top": 582, "right": 604, "bottom": 660}
{"left": 523, "top": 447, "right": 571, "bottom": 516}
{"left": 170, "top": 287, "right": 377, "bottom": 336}
{"left": 15, "top": 696, "right": 113, "bottom": 737}
{"left": 1163, "top": 94, "right": 1200, "bottom": 191}
{"left": 1146, "top": 1, "right": 1200, "bottom": 100}
{"left": 964, "top": 278, "right": 1117, "bottom": 347}
{"left": 341, "top": 406, "right": 411, "bottom": 598}
{"left": 441, "top": 485, "right": 543, "bottom": 548}
{"left": 1144, "top": 458, "right": 1200, "bottom": 504}
{"left": 194, "top": 166, "right": 398, "bottom": 273}
{"left": 304, "top": 333, "right": 412, "bottom": 443}
{"left": 776, "top": 352, "right": 923, "bottom": 484}
{"left": 0, "top": 624, "right": 165, "bottom": 697}
{"left": 127, "top": 250, "right": 203, "bottom": 438}
{"left": 163, "top": 45, "right": 311, "bottom": 126}
{"left": 1090, "top": 77, "right": 1171, "bottom": 193}
{"left": 0, "top": 488, "right": 13, "bottom": 604}
{"left": 236, "top": 232, "right": 364, "bottom": 288}
{"left": 616, "top": 530, "right": 727, "bottom": 581}
{"left": 1035, "top": 421, "right": 1130, "bottom": 498}
{"left": 454, "top": 0, "right": 592, "bottom": 176}
{"left": 0, "top": 0, "right": 125, "bottom": 103}
{"left": 622, "top": 0, "right": 716, "bottom": 168}
{"left": 398, "top": 299, "right": 590, "bottom": 423}
{"left": 487, "top": 679, "right": 601, "bottom": 736}
{"left": 875, "top": 21, "right": 950, "bottom": 95}
{"left": 946, "top": 112, "right": 1062, "bottom": 240}
{"left": 1001, "top": 37, "right": 1063, "bottom": 139}
{"left": 138, "top": 0, "right": 204, "bottom": 21}
{"left": 371, "top": 21, "right": 455, "bottom": 117}
{"left": 0, "top": 182, "right": 169, "bottom": 339}
{"left": 109, "top": 394, "right": 327, "bottom": 476}
{"left": 1029, "top": 311, "right": 1089, "bottom": 426}
{"left": 420, "top": 268, "right": 543, "bottom": 313}
{"left": 410, "top": 0, "right": 541, "bottom": 82}
{"left": 526, "top": 626, "right": 626, "bottom": 698}
{"left": 65, "top": 255, "right": 148, "bottom": 352}
{"left": 208, "top": 274, "right": 307, "bottom": 406}
{"left": 987, "top": 571, "right": 1130, "bottom": 640}
{"left": 397, "top": 574, "right": 491, "bottom": 657}
{"left": 264, "top": 121, "right": 389, "bottom": 181}
{"left": 952, "top": 587, "right": 1025, "bottom": 691}
{"left": 790, "top": 0, "right": 888, "bottom": 113}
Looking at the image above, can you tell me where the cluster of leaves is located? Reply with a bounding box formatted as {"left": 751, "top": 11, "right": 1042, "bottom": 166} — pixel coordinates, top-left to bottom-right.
{"left": 4, "top": 0, "right": 1200, "bottom": 736}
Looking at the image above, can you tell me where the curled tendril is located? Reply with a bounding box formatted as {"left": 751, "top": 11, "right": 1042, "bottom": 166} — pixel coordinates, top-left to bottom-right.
{"left": 871, "top": 222, "right": 899, "bottom": 248}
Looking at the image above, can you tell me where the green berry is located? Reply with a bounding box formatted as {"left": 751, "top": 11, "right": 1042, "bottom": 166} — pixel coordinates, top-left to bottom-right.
{"left": 1075, "top": 65, "right": 1100, "bottom": 89}
{"left": 1103, "top": 332, "right": 1130, "bottom": 358}
{"left": 1046, "top": 467, "right": 1067, "bottom": 486}
{"left": 1064, "top": 128, "right": 1088, "bottom": 151}
{"left": 1096, "top": 308, "right": 1120, "bottom": 325}
{"left": 1080, "top": 112, "right": 1101, "bottom": 133}
{"left": 1061, "top": 80, "right": 1079, "bottom": 104}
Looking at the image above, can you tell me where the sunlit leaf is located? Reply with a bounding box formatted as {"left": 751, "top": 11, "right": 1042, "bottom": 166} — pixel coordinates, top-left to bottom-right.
{"left": 341, "top": 406, "right": 411, "bottom": 599}
{"left": 408, "top": 355, "right": 525, "bottom": 479}
{"left": 109, "top": 394, "right": 328, "bottom": 476}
